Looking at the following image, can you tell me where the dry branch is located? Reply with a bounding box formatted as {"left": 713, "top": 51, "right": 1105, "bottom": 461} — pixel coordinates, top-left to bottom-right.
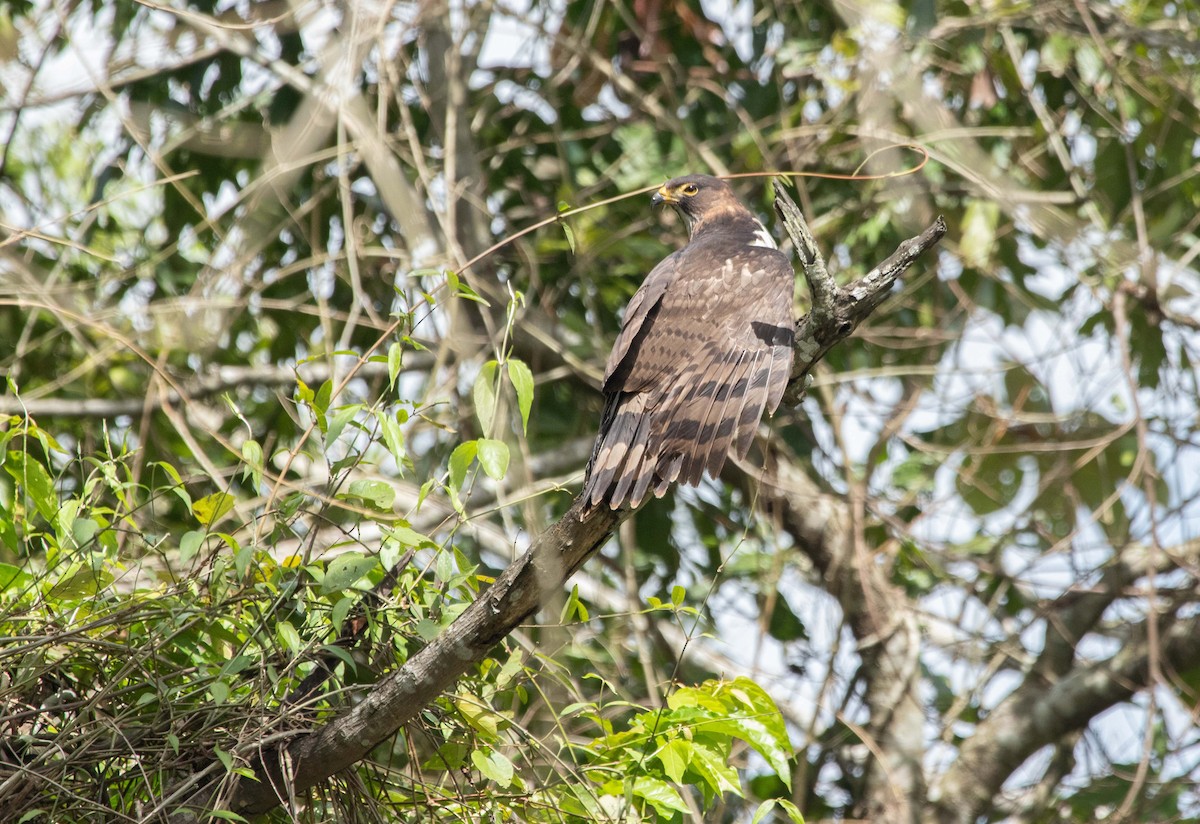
{"left": 172, "top": 182, "right": 947, "bottom": 820}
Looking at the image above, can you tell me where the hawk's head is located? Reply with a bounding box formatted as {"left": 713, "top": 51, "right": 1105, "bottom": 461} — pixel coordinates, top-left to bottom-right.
{"left": 651, "top": 174, "right": 747, "bottom": 237}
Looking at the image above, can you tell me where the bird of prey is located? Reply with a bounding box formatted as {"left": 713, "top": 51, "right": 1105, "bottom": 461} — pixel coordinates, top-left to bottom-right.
{"left": 581, "top": 174, "right": 795, "bottom": 511}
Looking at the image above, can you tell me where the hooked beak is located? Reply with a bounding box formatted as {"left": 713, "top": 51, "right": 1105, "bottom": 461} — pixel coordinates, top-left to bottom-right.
{"left": 651, "top": 184, "right": 674, "bottom": 206}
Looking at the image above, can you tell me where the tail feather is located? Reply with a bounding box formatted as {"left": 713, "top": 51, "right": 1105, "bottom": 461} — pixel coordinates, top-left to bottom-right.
{"left": 583, "top": 392, "right": 660, "bottom": 510}
{"left": 680, "top": 349, "right": 747, "bottom": 483}
{"left": 699, "top": 351, "right": 759, "bottom": 478}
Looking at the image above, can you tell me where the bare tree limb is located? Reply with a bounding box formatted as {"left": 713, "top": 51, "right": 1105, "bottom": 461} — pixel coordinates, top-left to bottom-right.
{"left": 169, "top": 185, "right": 947, "bottom": 820}
{"left": 926, "top": 538, "right": 1200, "bottom": 823}
{"left": 932, "top": 610, "right": 1200, "bottom": 824}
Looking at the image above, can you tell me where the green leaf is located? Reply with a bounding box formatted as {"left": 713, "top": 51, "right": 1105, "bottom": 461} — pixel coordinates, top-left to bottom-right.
{"left": 233, "top": 543, "right": 254, "bottom": 578}
{"left": 671, "top": 678, "right": 793, "bottom": 788}
{"left": 495, "top": 647, "right": 526, "bottom": 690}
{"left": 506, "top": 359, "right": 534, "bottom": 434}
{"left": 422, "top": 741, "right": 468, "bottom": 771}
{"left": 179, "top": 530, "right": 204, "bottom": 563}
{"left": 471, "top": 748, "right": 514, "bottom": 787}
{"left": 346, "top": 479, "right": 395, "bottom": 511}
{"left": 314, "top": 379, "right": 333, "bottom": 416}
{"left": 711, "top": 717, "right": 791, "bottom": 787}
{"left": 476, "top": 439, "right": 509, "bottom": 480}
{"left": 326, "top": 405, "right": 358, "bottom": 444}
{"left": 69, "top": 517, "right": 99, "bottom": 551}
{"left": 241, "top": 439, "right": 264, "bottom": 488}
{"left": 690, "top": 740, "right": 742, "bottom": 796}
{"left": 387, "top": 341, "right": 403, "bottom": 387}
{"left": 417, "top": 478, "right": 434, "bottom": 508}
{"left": 389, "top": 524, "right": 433, "bottom": 549}
{"left": 564, "top": 784, "right": 608, "bottom": 820}
{"left": 192, "top": 491, "right": 235, "bottom": 526}
{"left": 668, "top": 685, "right": 726, "bottom": 713}
{"left": 560, "top": 584, "right": 590, "bottom": 623}
{"left": 474, "top": 361, "right": 498, "bottom": 432}
{"left": 1041, "top": 33, "right": 1073, "bottom": 76}
{"left": 447, "top": 271, "right": 490, "bottom": 306}
{"left": 320, "top": 553, "right": 379, "bottom": 594}
{"left": 435, "top": 549, "right": 456, "bottom": 584}
{"left": 154, "top": 461, "right": 192, "bottom": 508}
{"left": 767, "top": 593, "right": 808, "bottom": 642}
{"left": 657, "top": 738, "right": 690, "bottom": 784}
{"left": 671, "top": 584, "right": 686, "bottom": 606}
{"left": 751, "top": 798, "right": 806, "bottom": 824}
{"left": 378, "top": 411, "right": 406, "bottom": 467}
{"left": 456, "top": 692, "right": 502, "bottom": 737}
{"left": 0, "top": 505, "right": 15, "bottom": 555}
{"left": 0, "top": 562, "right": 33, "bottom": 593}
{"left": 47, "top": 563, "right": 114, "bottom": 599}
{"left": 330, "top": 596, "right": 353, "bottom": 631}
{"left": 5, "top": 450, "right": 57, "bottom": 522}
{"left": 276, "top": 620, "right": 301, "bottom": 654}
{"left": 220, "top": 655, "right": 253, "bottom": 677}
{"left": 448, "top": 441, "right": 478, "bottom": 490}
{"left": 622, "top": 776, "right": 690, "bottom": 816}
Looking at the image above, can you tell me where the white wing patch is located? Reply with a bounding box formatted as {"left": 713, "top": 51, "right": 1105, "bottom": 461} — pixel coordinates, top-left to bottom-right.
{"left": 750, "top": 220, "right": 777, "bottom": 249}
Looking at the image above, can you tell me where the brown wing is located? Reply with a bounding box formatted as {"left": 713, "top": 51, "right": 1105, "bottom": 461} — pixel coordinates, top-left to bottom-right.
{"left": 583, "top": 244, "right": 794, "bottom": 511}
{"left": 582, "top": 252, "right": 685, "bottom": 509}
{"left": 603, "top": 251, "right": 682, "bottom": 392}
{"left": 652, "top": 250, "right": 793, "bottom": 486}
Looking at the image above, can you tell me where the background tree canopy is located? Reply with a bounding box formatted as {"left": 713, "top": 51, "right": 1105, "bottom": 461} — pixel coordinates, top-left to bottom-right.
{"left": 1, "top": 0, "right": 1198, "bottom": 822}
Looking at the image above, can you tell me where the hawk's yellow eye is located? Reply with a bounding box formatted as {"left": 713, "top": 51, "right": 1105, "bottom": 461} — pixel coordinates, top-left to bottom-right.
{"left": 681, "top": 183, "right": 699, "bottom": 196}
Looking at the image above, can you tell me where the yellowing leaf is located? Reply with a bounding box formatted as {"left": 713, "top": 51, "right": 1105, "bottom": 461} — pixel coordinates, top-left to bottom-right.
{"left": 960, "top": 199, "right": 1000, "bottom": 269}
{"left": 456, "top": 692, "right": 502, "bottom": 738}
{"left": 192, "top": 492, "right": 235, "bottom": 526}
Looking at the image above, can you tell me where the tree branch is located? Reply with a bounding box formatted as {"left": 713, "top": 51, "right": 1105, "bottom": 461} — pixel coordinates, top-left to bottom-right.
{"left": 929, "top": 538, "right": 1200, "bottom": 823}
{"left": 773, "top": 178, "right": 948, "bottom": 403}
{"left": 172, "top": 184, "right": 947, "bottom": 820}
{"left": 932, "top": 610, "right": 1200, "bottom": 824}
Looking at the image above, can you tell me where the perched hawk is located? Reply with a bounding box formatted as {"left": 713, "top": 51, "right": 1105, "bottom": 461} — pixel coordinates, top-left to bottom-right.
{"left": 581, "top": 174, "right": 795, "bottom": 511}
